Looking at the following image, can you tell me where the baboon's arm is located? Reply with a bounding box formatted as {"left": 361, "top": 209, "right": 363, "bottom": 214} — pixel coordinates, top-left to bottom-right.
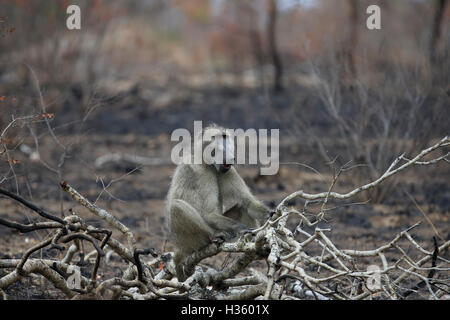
{"left": 224, "top": 203, "right": 262, "bottom": 228}
{"left": 221, "top": 168, "right": 271, "bottom": 221}
{"left": 245, "top": 198, "right": 271, "bottom": 220}
{"left": 202, "top": 210, "right": 248, "bottom": 234}
{"left": 223, "top": 203, "right": 241, "bottom": 220}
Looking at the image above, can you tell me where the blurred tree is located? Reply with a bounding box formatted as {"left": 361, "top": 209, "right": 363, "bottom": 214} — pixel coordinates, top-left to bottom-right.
{"left": 266, "top": 0, "right": 283, "bottom": 93}
{"left": 430, "top": 0, "right": 448, "bottom": 64}
{"left": 333, "top": 0, "right": 359, "bottom": 80}
{"left": 239, "top": 0, "right": 265, "bottom": 90}
{"left": 347, "top": 0, "right": 358, "bottom": 77}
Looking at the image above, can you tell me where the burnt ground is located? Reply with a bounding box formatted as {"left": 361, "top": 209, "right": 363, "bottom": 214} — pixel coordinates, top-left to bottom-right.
{"left": 0, "top": 87, "right": 449, "bottom": 300}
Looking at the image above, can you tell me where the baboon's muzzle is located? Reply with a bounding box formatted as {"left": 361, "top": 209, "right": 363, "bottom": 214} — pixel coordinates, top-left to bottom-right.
{"left": 219, "top": 163, "right": 231, "bottom": 173}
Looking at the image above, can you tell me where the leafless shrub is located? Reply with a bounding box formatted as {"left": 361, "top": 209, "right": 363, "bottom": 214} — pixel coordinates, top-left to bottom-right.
{"left": 286, "top": 51, "right": 448, "bottom": 202}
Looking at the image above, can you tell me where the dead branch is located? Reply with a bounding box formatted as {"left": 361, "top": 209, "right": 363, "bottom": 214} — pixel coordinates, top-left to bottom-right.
{"left": 94, "top": 153, "right": 167, "bottom": 167}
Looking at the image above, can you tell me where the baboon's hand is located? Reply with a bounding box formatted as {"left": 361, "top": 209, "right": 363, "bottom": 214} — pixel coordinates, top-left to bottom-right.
{"left": 238, "top": 228, "right": 255, "bottom": 242}
{"left": 219, "top": 223, "right": 251, "bottom": 239}
{"left": 212, "top": 229, "right": 238, "bottom": 242}
{"left": 211, "top": 232, "right": 227, "bottom": 244}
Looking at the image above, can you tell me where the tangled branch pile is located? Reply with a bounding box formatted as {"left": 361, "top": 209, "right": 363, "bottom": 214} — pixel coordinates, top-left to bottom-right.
{"left": 1, "top": 137, "right": 449, "bottom": 300}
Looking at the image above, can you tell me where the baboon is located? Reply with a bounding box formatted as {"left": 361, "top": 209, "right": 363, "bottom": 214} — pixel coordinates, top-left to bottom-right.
{"left": 166, "top": 124, "right": 271, "bottom": 281}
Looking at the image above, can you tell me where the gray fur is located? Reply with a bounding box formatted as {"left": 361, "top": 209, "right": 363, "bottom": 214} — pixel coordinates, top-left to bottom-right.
{"left": 165, "top": 125, "right": 270, "bottom": 281}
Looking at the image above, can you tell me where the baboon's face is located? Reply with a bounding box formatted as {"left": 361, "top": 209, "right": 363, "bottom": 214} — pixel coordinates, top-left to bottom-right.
{"left": 203, "top": 128, "right": 235, "bottom": 173}
{"left": 215, "top": 133, "right": 235, "bottom": 173}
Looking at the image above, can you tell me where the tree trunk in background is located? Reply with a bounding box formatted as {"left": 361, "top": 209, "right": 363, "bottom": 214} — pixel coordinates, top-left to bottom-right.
{"left": 243, "top": 1, "right": 265, "bottom": 91}
{"left": 347, "top": 0, "right": 358, "bottom": 77}
{"left": 430, "top": 0, "right": 448, "bottom": 64}
{"left": 249, "top": 29, "right": 265, "bottom": 90}
{"left": 266, "top": 0, "right": 283, "bottom": 93}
